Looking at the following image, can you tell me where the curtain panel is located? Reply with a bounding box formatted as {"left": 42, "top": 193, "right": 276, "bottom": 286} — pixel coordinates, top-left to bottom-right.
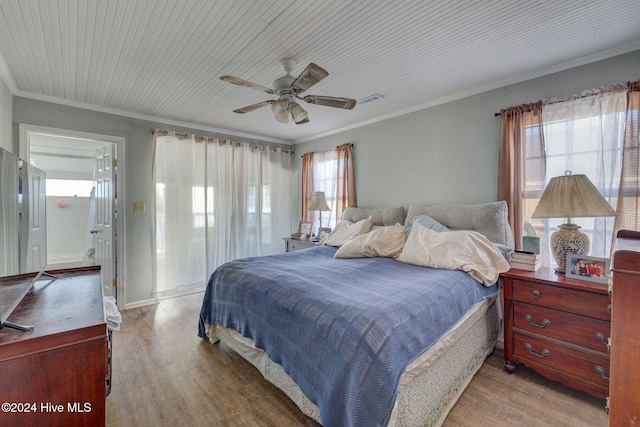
{"left": 336, "top": 143, "right": 357, "bottom": 218}
{"left": 613, "top": 81, "right": 640, "bottom": 237}
{"left": 301, "top": 152, "right": 315, "bottom": 223}
{"left": 541, "top": 88, "right": 626, "bottom": 259}
{"left": 152, "top": 132, "right": 293, "bottom": 298}
{"left": 498, "top": 102, "right": 545, "bottom": 251}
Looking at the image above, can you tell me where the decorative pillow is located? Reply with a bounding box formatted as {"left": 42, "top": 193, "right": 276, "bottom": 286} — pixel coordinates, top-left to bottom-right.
{"left": 321, "top": 217, "right": 373, "bottom": 247}
{"left": 396, "top": 222, "right": 511, "bottom": 286}
{"left": 404, "top": 215, "right": 450, "bottom": 239}
{"left": 493, "top": 243, "right": 513, "bottom": 258}
{"left": 334, "top": 224, "right": 405, "bottom": 258}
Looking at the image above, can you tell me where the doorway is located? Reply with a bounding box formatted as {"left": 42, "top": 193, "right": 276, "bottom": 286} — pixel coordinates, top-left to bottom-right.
{"left": 19, "top": 125, "right": 125, "bottom": 307}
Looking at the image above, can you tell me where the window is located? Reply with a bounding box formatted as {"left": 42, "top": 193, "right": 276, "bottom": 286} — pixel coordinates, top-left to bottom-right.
{"left": 523, "top": 91, "right": 626, "bottom": 262}
{"left": 45, "top": 179, "right": 94, "bottom": 197}
{"left": 303, "top": 143, "right": 356, "bottom": 235}
{"left": 311, "top": 151, "right": 339, "bottom": 230}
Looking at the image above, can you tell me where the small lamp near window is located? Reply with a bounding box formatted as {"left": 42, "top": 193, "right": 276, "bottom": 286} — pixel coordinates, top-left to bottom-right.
{"left": 307, "top": 191, "right": 331, "bottom": 241}
{"left": 531, "top": 171, "right": 616, "bottom": 273}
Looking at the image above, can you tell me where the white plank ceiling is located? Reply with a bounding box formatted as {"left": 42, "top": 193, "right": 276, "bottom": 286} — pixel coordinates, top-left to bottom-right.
{"left": 0, "top": 0, "right": 639, "bottom": 144}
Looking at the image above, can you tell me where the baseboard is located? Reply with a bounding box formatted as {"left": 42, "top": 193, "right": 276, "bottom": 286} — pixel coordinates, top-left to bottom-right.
{"left": 124, "top": 298, "right": 159, "bottom": 310}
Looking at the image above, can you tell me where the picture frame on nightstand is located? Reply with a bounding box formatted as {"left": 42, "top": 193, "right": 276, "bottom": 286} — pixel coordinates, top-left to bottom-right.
{"left": 566, "top": 254, "right": 610, "bottom": 284}
{"left": 298, "top": 221, "right": 313, "bottom": 237}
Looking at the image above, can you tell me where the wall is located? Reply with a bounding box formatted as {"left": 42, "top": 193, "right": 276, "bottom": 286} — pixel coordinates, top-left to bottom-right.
{"left": 294, "top": 50, "right": 640, "bottom": 220}
{"left": 0, "top": 76, "right": 11, "bottom": 152}
{"left": 12, "top": 100, "right": 290, "bottom": 307}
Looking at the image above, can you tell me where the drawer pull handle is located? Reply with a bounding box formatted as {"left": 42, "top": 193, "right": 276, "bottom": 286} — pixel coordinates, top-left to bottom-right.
{"left": 595, "top": 332, "right": 609, "bottom": 350}
{"left": 608, "top": 304, "right": 612, "bottom": 314}
{"left": 595, "top": 365, "right": 610, "bottom": 381}
{"left": 532, "top": 290, "right": 541, "bottom": 298}
{"left": 525, "top": 343, "right": 550, "bottom": 358}
{"left": 525, "top": 314, "right": 550, "bottom": 328}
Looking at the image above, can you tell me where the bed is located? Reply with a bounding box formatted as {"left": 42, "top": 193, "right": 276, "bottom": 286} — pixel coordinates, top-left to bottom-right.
{"left": 199, "top": 201, "right": 514, "bottom": 427}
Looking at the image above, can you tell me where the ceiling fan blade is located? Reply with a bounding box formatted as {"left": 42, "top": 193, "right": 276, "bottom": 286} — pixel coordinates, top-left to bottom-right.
{"left": 291, "top": 63, "right": 328, "bottom": 92}
{"left": 303, "top": 95, "right": 356, "bottom": 110}
{"left": 220, "top": 75, "right": 276, "bottom": 94}
{"left": 233, "top": 100, "right": 274, "bottom": 114}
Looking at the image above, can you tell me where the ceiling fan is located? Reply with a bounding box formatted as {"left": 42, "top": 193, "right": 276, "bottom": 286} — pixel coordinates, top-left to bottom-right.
{"left": 220, "top": 58, "right": 356, "bottom": 124}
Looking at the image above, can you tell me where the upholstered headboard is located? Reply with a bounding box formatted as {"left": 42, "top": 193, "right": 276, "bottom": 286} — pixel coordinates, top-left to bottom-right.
{"left": 405, "top": 201, "right": 514, "bottom": 248}
{"left": 342, "top": 206, "right": 405, "bottom": 226}
{"left": 341, "top": 201, "right": 514, "bottom": 248}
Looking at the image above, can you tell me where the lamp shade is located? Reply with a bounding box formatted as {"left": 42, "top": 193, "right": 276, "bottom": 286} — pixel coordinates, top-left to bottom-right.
{"left": 307, "top": 191, "right": 331, "bottom": 211}
{"left": 290, "top": 103, "right": 309, "bottom": 124}
{"left": 271, "top": 99, "right": 289, "bottom": 123}
{"left": 531, "top": 172, "right": 616, "bottom": 220}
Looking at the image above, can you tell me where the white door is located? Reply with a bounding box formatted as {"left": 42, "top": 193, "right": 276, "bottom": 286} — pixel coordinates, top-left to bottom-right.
{"left": 93, "top": 143, "right": 117, "bottom": 297}
{"left": 20, "top": 162, "right": 47, "bottom": 273}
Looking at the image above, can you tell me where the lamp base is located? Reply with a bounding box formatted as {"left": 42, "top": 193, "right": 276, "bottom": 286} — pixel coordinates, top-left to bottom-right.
{"left": 550, "top": 223, "right": 590, "bottom": 273}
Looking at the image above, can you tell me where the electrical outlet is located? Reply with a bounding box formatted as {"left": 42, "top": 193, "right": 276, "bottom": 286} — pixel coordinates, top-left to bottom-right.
{"left": 133, "top": 202, "right": 145, "bottom": 213}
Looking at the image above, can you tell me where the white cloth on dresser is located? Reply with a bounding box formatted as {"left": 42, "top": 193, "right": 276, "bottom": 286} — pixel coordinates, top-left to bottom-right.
{"left": 103, "top": 296, "right": 122, "bottom": 331}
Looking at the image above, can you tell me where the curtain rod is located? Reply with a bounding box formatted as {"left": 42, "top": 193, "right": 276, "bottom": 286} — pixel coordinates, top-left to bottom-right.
{"left": 300, "top": 143, "right": 353, "bottom": 158}
{"left": 151, "top": 129, "right": 293, "bottom": 154}
{"left": 494, "top": 80, "right": 637, "bottom": 117}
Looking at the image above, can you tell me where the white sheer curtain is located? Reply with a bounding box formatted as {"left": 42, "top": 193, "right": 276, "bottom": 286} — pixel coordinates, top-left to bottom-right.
{"left": 153, "top": 133, "right": 293, "bottom": 298}
{"left": 206, "top": 140, "right": 293, "bottom": 269}
{"left": 534, "top": 88, "right": 626, "bottom": 264}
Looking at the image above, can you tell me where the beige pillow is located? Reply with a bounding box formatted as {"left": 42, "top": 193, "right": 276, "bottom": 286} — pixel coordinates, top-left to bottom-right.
{"left": 334, "top": 224, "right": 405, "bottom": 258}
{"left": 321, "top": 217, "right": 373, "bottom": 247}
{"left": 396, "top": 222, "right": 510, "bottom": 286}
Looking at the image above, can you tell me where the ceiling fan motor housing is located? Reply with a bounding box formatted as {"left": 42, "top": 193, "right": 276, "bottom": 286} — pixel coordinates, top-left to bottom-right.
{"left": 273, "top": 75, "right": 297, "bottom": 104}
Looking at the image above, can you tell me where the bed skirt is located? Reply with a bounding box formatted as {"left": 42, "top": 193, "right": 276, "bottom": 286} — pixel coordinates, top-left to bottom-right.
{"left": 205, "top": 295, "right": 499, "bottom": 427}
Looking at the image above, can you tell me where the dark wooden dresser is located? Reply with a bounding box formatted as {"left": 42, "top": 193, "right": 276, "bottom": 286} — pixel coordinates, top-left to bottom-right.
{"left": 0, "top": 267, "right": 107, "bottom": 426}
{"left": 502, "top": 267, "right": 611, "bottom": 399}
{"left": 608, "top": 230, "right": 640, "bottom": 426}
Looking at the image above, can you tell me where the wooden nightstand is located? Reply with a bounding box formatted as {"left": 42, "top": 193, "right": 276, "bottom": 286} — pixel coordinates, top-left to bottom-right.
{"left": 501, "top": 267, "right": 610, "bottom": 399}
{"left": 283, "top": 237, "right": 319, "bottom": 252}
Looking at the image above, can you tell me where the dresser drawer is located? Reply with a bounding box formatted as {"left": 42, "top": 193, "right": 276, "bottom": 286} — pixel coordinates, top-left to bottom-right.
{"left": 514, "top": 333, "right": 610, "bottom": 387}
{"left": 513, "top": 302, "right": 610, "bottom": 353}
{"left": 512, "top": 279, "right": 611, "bottom": 321}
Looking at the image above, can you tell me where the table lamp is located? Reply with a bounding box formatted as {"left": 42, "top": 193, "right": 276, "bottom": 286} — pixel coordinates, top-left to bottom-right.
{"left": 307, "top": 191, "right": 331, "bottom": 241}
{"left": 531, "top": 171, "right": 616, "bottom": 273}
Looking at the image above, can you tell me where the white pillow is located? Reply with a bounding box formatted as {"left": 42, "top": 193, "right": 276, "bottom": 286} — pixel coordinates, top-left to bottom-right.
{"left": 396, "top": 222, "right": 510, "bottom": 286}
{"left": 334, "top": 223, "right": 405, "bottom": 258}
{"left": 321, "top": 217, "right": 373, "bottom": 247}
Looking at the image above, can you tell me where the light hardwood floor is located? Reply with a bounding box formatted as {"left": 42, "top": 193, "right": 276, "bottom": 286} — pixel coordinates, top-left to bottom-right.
{"left": 106, "top": 292, "right": 609, "bottom": 427}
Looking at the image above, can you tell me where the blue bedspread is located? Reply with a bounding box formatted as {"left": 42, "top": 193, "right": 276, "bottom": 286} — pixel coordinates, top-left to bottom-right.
{"left": 199, "top": 245, "right": 498, "bottom": 427}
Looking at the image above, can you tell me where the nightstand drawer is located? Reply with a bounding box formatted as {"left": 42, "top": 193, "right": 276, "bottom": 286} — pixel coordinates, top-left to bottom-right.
{"left": 514, "top": 333, "right": 610, "bottom": 387}
{"left": 286, "top": 239, "right": 317, "bottom": 252}
{"left": 513, "top": 302, "right": 610, "bottom": 353}
{"left": 512, "top": 279, "right": 611, "bottom": 321}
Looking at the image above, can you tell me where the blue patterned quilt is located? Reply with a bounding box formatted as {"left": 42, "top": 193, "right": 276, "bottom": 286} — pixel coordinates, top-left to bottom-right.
{"left": 199, "top": 245, "right": 498, "bottom": 427}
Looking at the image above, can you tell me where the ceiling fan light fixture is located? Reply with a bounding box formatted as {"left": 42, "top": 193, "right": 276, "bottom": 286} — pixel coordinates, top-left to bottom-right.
{"left": 290, "top": 103, "right": 309, "bottom": 124}
{"left": 271, "top": 99, "right": 289, "bottom": 123}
